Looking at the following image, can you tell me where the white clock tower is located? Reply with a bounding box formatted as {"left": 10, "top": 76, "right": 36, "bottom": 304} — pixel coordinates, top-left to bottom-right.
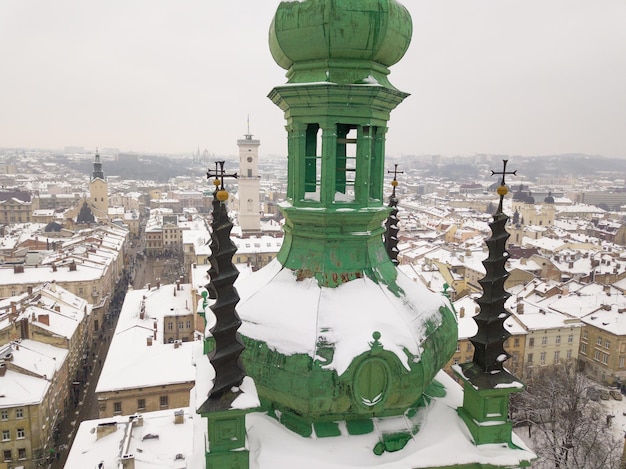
{"left": 237, "top": 129, "right": 261, "bottom": 233}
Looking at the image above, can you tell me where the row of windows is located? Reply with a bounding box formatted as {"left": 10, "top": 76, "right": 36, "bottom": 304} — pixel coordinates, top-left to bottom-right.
{"left": 167, "top": 320, "right": 192, "bottom": 330}
{"left": 113, "top": 396, "right": 168, "bottom": 414}
{"left": 527, "top": 349, "right": 573, "bottom": 365}
{"left": 3, "top": 448, "right": 27, "bottom": 462}
{"left": 2, "top": 428, "right": 26, "bottom": 440}
{"left": 528, "top": 334, "right": 574, "bottom": 347}
{"left": 0, "top": 408, "right": 24, "bottom": 420}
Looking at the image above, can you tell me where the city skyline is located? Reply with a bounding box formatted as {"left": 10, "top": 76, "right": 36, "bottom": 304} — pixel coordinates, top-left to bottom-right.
{"left": 1, "top": 0, "right": 625, "bottom": 158}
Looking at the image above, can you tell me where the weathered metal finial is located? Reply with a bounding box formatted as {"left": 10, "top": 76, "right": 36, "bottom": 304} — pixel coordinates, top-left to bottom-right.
{"left": 384, "top": 164, "right": 403, "bottom": 266}
{"left": 490, "top": 159, "right": 517, "bottom": 214}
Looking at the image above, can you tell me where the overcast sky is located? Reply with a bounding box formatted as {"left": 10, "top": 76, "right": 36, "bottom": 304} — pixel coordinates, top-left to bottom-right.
{"left": 1, "top": 0, "right": 625, "bottom": 158}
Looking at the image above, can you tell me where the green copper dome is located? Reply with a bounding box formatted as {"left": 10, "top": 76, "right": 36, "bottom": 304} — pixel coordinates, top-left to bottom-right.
{"left": 269, "top": 0, "right": 412, "bottom": 86}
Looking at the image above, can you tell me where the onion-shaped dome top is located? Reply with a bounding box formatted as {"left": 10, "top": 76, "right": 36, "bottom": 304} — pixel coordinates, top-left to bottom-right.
{"left": 269, "top": 0, "right": 412, "bottom": 77}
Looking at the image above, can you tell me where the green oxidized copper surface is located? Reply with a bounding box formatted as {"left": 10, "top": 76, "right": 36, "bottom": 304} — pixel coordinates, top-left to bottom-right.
{"left": 242, "top": 301, "right": 457, "bottom": 436}
{"left": 239, "top": 0, "right": 458, "bottom": 443}
{"left": 269, "top": 0, "right": 412, "bottom": 87}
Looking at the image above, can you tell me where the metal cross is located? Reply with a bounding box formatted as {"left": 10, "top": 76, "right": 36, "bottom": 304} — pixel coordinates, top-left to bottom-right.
{"left": 207, "top": 161, "right": 238, "bottom": 190}
{"left": 387, "top": 163, "right": 404, "bottom": 182}
{"left": 490, "top": 159, "right": 517, "bottom": 186}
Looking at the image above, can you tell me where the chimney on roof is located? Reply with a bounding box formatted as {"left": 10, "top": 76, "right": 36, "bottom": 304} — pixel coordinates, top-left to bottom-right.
{"left": 603, "top": 304, "right": 611, "bottom": 311}
{"left": 176, "top": 280, "right": 180, "bottom": 291}
{"left": 459, "top": 307, "right": 465, "bottom": 319}
{"left": 13, "top": 265, "right": 24, "bottom": 274}
{"left": 38, "top": 314, "right": 50, "bottom": 326}
{"left": 120, "top": 454, "right": 135, "bottom": 469}
{"left": 52, "top": 265, "right": 57, "bottom": 272}
{"left": 10, "top": 302, "right": 16, "bottom": 314}
{"left": 174, "top": 340, "right": 181, "bottom": 349}
{"left": 27, "top": 286, "right": 33, "bottom": 295}
{"left": 174, "top": 409, "right": 185, "bottom": 424}
{"left": 69, "top": 262, "right": 77, "bottom": 272}
{"left": 517, "top": 303, "right": 524, "bottom": 315}
{"left": 0, "top": 361, "right": 7, "bottom": 377}
{"left": 131, "top": 414, "right": 143, "bottom": 427}
{"left": 156, "top": 279, "right": 160, "bottom": 289}
{"left": 20, "top": 318, "right": 29, "bottom": 339}
{"left": 147, "top": 336, "right": 153, "bottom": 346}
{"left": 147, "top": 283, "right": 151, "bottom": 290}
{"left": 568, "top": 261, "right": 574, "bottom": 269}
{"left": 54, "top": 305, "right": 60, "bottom": 312}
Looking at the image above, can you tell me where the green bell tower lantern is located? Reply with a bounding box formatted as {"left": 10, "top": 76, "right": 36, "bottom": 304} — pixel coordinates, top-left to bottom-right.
{"left": 238, "top": 0, "right": 457, "bottom": 448}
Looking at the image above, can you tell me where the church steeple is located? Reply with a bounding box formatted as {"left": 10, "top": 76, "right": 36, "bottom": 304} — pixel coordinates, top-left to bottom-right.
{"left": 92, "top": 148, "right": 105, "bottom": 181}
{"left": 89, "top": 148, "right": 109, "bottom": 219}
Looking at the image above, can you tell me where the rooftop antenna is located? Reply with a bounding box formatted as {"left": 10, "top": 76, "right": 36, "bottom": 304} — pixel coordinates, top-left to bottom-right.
{"left": 245, "top": 115, "right": 252, "bottom": 140}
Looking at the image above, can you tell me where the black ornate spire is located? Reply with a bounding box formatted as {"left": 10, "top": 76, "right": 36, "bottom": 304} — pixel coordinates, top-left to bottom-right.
{"left": 92, "top": 148, "right": 105, "bottom": 180}
{"left": 204, "top": 161, "right": 245, "bottom": 398}
{"left": 461, "top": 160, "right": 519, "bottom": 387}
{"left": 384, "top": 164, "right": 403, "bottom": 266}
{"left": 205, "top": 162, "right": 222, "bottom": 300}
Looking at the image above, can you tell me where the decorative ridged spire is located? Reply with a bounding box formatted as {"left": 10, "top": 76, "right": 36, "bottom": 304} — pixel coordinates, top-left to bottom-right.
{"left": 205, "top": 162, "right": 221, "bottom": 300}
{"left": 92, "top": 148, "right": 105, "bottom": 180}
{"left": 468, "top": 160, "right": 517, "bottom": 379}
{"left": 205, "top": 162, "right": 245, "bottom": 397}
{"left": 384, "top": 164, "right": 403, "bottom": 266}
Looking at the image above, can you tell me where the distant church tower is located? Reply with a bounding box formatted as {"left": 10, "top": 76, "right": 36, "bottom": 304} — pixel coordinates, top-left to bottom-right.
{"left": 89, "top": 149, "right": 109, "bottom": 218}
{"left": 237, "top": 125, "right": 261, "bottom": 234}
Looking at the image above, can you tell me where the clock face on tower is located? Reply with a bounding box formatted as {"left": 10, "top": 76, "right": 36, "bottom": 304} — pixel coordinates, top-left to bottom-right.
{"left": 247, "top": 156, "right": 253, "bottom": 163}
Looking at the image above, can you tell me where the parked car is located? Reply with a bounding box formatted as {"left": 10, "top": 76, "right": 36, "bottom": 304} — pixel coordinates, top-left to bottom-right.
{"left": 610, "top": 390, "right": 623, "bottom": 401}
{"left": 588, "top": 388, "right": 600, "bottom": 401}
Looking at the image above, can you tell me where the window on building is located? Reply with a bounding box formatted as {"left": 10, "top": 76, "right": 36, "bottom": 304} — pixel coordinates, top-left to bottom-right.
{"left": 138, "top": 399, "right": 146, "bottom": 410}
{"left": 113, "top": 402, "right": 122, "bottom": 413}
{"left": 186, "top": 320, "right": 191, "bottom": 329}
{"left": 168, "top": 322, "right": 173, "bottom": 331}
{"left": 2, "top": 430, "right": 9, "bottom": 441}
{"left": 605, "top": 340, "right": 611, "bottom": 350}
{"left": 1, "top": 410, "right": 7, "bottom": 420}
{"left": 583, "top": 331, "right": 588, "bottom": 340}
{"left": 554, "top": 351, "right": 560, "bottom": 362}
{"left": 456, "top": 343, "right": 461, "bottom": 353}
{"left": 620, "top": 357, "right": 625, "bottom": 368}
{"left": 567, "top": 349, "right": 572, "bottom": 360}
{"left": 160, "top": 395, "right": 168, "bottom": 408}
{"left": 3, "top": 450, "right": 11, "bottom": 462}
{"left": 529, "top": 338, "right": 534, "bottom": 347}
{"left": 16, "top": 428, "right": 24, "bottom": 439}
{"left": 453, "top": 358, "right": 459, "bottom": 365}
{"left": 15, "top": 408, "right": 23, "bottom": 419}
{"left": 555, "top": 335, "right": 561, "bottom": 345}
{"left": 527, "top": 353, "right": 533, "bottom": 364}
{"left": 540, "top": 352, "right": 546, "bottom": 365}
{"left": 568, "top": 334, "right": 574, "bottom": 344}
{"left": 513, "top": 337, "right": 520, "bottom": 347}
{"left": 597, "top": 336, "right": 603, "bottom": 346}
{"left": 79, "top": 287, "right": 84, "bottom": 295}
{"left": 581, "top": 343, "right": 587, "bottom": 354}
{"left": 178, "top": 321, "right": 184, "bottom": 330}
{"left": 466, "top": 343, "right": 472, "bottom": 352}
{"left": 541, "top": 336, "right": 548, "bottom": 346}
{"left": 594, "top": 350, "right": 601, "bottom": 361}
{"left": 602, "top": 353, "right": 609, "bottom": 364}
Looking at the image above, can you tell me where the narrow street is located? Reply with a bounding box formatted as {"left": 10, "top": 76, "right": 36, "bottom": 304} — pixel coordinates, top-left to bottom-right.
{"left": 49, "top": 250, "right": 177, "bottom": 468}
{"left": 50, "top": 308, "right": 120, "bottom": 469}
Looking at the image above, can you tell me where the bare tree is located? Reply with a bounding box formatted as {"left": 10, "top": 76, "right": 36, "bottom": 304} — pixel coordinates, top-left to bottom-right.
{"left": 512, "top": 361, "right": 623, "bottom": 469}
